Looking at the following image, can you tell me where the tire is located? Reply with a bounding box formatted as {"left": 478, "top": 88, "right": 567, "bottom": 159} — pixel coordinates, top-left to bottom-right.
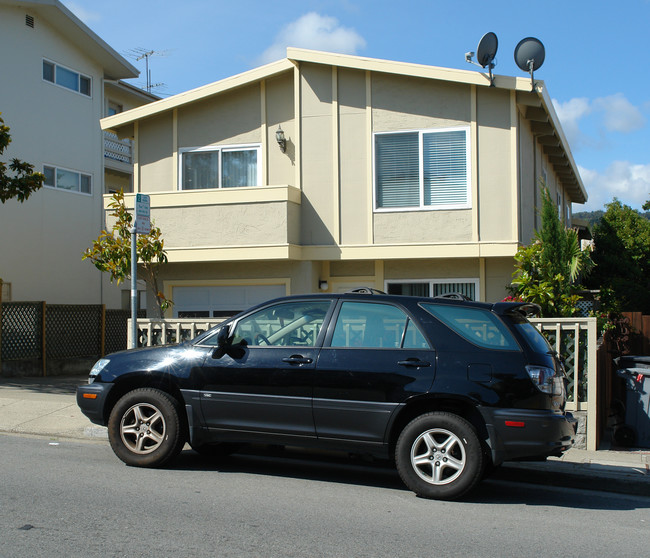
{"left": 395, "top": 412, "right": 484, "bottom": 500}
{"left": 108, "top": 388, "right": 186, "bottom": 467}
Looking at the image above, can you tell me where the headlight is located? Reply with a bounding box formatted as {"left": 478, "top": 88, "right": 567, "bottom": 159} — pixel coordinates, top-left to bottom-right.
{"left": 88, "top": 358, "right": 110, "bottom": 383}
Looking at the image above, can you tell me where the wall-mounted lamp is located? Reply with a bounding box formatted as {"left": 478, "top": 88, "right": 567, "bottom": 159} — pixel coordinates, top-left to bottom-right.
{"left": 275, "top": 126, "right": 287, "bottom": 153}
{"left": 319, "top": 280, "right": 329, "bottom": 291}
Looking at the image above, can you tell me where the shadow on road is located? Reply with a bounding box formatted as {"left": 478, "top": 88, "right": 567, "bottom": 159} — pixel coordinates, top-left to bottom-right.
{"left": 169, "top": 445, "right": 650, "bottom": 511}
{"left": 0, "top": 376, "right": 85, "bottom": 395}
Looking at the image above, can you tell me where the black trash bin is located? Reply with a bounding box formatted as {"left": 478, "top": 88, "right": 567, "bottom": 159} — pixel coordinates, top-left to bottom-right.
{"left": 614, "top": 355, "right": 650, "bottom": 448}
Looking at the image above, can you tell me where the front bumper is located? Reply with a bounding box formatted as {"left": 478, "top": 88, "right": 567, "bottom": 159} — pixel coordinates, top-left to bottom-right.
{"left": 481, "top": 407, "right": 578, "bottom": 466}
{"left": 76, "top": 382, "right": 114, "bottom": 426}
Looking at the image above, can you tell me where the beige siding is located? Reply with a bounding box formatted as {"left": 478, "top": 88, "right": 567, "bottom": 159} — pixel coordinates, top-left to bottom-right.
{"left": 477, "top": 87, "right": 513, "bottom": 242}
{"left": 266, "top": 73, "right": 295, "bottom": 187}
{"left": 371, "top": 73, "right": 471, "bottom": 131}
{"left": 139, "top": 113, "right": 174, "bottom": 192}
{"left": 177, "top": 84, "right": 262, "bottom": 148}
{"left": 519, "top": 117, "right": 537, "bottom": 243}
{"left": 374, "top": 210, "right": 473, "bottom": 243}
{"left": 300, "top": 63, "right": 336, "bottom": 245}
{"left": 150, "top": 201, "right": 298, "bottom": 248}
{"left": 339, "top": 68, "right": 369, "bottom": 245}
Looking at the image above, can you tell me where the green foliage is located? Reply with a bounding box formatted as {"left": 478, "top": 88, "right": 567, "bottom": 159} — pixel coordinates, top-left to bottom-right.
{"left": 510, "top": 186, "right": 593, "bottom": 317}
{"left": 82, "top": 190, "right": 172, "bottom": 317}
{"left": 0, "top": 112, "right": 45, "bottom": 203}
{"left": 586, "top": 198, "right": 650, "bottom": 314}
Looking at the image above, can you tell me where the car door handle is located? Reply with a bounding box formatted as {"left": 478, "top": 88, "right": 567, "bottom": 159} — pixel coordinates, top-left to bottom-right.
{"left": 282, "top": 355, "right": 313, "bottom": 365}
{"left": 398, "top": 358, "right": 431, "bottom": 368}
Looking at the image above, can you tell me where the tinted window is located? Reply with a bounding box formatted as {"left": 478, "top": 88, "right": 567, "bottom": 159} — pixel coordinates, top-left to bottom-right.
{"left": 330, "top": 301, "right": 429, "bottom": 349}
{"left": 422, "top": 303, "right": 519, "bottom": 351}
{"left": 231, "top": 300, "right": 331, "bottom": 347}
{"left": 514, "top": 322, "right": 553, "bottom": 354}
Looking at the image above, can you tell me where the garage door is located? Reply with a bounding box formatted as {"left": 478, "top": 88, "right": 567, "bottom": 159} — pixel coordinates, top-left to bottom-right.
{"left": 173, "top": 284, "right": 286, "bottom": 318}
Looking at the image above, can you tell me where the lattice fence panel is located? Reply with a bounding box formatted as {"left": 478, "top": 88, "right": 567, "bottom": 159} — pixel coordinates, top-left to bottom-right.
{"left": 106, "top": 310, "right": 145, "bottom": 354}
{"left": 105, "top": 310, "right": 129, "bottom": 355}
{"left": 46, "top": 305, "right": 102, "bottom": 359}
{"left": 1, "top": 302, "right": 42, "bottom": 360}
{"left": 539, "top": 327, "right": 589, "bottom": 404}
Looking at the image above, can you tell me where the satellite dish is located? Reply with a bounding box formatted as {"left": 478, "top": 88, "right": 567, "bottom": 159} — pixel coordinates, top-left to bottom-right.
{"left": 465, "top": 32, "right": 498, "bottom": 86}
{"left": 476, "top": 32, "right": 498, "bottom": 68}
{"left": 514, "top": 37, "right": 545, "bottom": 91}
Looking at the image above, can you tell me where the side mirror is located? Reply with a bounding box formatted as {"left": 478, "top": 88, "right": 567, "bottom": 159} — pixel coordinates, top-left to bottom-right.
{"left": 211, "top": 326, "right": 247, "bottom": 359}
{"left": 212, "top": 326, "right": 231, "bottom": 359}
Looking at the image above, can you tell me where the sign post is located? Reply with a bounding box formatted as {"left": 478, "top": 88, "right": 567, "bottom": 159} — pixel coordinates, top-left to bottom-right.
{"left": 131, "top": 194, "right": 151, "bottom": 349}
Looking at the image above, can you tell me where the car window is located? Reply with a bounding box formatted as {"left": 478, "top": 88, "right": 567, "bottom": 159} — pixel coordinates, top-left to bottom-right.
{"left": 231, "top": 300, "right": 332, "bottom": 347}
{"left": 330, "top": 301, "right": 430, "bottom": 349}
{"left": 421, "top": 303, "right": 519, "bottom": 351}
{"left": 514, "top": 322, "right": 553, "bottom": 354}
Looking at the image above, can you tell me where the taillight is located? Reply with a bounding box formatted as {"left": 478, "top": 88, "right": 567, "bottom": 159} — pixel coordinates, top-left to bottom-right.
{"left": 525, "top": 365, "right": 556, "bottom": 394}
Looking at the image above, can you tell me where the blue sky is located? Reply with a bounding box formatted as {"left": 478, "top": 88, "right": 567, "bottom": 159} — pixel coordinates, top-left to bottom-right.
{"left": 64, "top": 0, "right": 650, "bottom": 212}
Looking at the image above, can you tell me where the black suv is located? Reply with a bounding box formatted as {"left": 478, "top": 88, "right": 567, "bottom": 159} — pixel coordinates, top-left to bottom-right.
{"left": 77, "top": 291, "right": 576, "bottom": 500}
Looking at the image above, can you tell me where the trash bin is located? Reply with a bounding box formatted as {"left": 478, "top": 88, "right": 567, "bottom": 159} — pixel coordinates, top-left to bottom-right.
{"left": 614, "top": 355, "right": 650, "bottom": 448}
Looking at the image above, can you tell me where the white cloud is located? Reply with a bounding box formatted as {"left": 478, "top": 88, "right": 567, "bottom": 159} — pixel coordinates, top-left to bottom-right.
{"left": 62, "top": 1, "right": 101, "bottom": 24}
{"left": 577, "top": 162, "right": 650, "bottom": 211}
{"left": 593, "top": 93, "right": 646, "bottom": 133}
{"left": 257, "top": 13, "right": 366, "bottom": 65}
{"left": 553, "top": 97, "right": 592, "bottom": 148}
{"left": 553, "top": 93, "right": 646, "bottom": 151}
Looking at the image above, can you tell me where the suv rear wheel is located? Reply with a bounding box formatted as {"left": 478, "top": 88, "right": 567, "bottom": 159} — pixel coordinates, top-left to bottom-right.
{"left": 395, "top": 412, "right": 483, "bottom": 500}
{"left": 108, "top": 388, "right": 186, "bottom": 467}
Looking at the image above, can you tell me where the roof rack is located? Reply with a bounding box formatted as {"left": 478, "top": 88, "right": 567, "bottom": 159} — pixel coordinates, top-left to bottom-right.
{"left": 432, "top": 292, "right": 471, "bottom": 301}
{"left": 345, "top": 287, "right": 386, "bottom": 295}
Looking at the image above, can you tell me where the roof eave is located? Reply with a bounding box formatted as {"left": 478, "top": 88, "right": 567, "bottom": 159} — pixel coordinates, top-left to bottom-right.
{"left": 101, "top": 58, "right": 295, "bottom": 132}
{"left": 3, "top": 0, "right": 138, "bottom": 79}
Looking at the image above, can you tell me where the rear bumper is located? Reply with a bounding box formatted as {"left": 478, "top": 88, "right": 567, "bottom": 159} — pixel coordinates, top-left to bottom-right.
{"left": 480, "top": 407, "right": 577, "bottom": 466}
{"left": 76, "top": 382, "right": 114, "bottom": 426}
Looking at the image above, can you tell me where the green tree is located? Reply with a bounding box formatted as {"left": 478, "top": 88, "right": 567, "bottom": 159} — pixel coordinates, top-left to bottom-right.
{"left": 0, "top": 113, "right": 45, "bottom": 203}
{"left": 586, "top": 199, "right": 650, "bottom": 314}
{"left": 82, "top": 190, "right": 172, "bottom": 317}
{"left": 510, "top": 186, "right": 594, "bottom": 317}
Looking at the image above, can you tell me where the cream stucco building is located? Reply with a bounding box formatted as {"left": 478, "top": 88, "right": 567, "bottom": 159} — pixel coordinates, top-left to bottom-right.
{"left": 0, "top": 0, "right": 156, "bottom": 306}
{"left": 101, "top": 48, "right": 587, "bottom": 318}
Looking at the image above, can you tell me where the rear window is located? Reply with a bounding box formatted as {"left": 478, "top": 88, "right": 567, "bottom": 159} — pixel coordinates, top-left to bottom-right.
{"left": 513, "top": 322, "right": 553, "bottom": 354}
{"left": 421, "top": 303, "right": 520, "bottom": 351}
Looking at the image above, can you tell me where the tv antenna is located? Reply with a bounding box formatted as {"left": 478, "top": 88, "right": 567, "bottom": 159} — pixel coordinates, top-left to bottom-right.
{"left": 514, "top": 37, "right": 545, "bottom": 91}
{"left": 124, "top": 47, "right": 169, "bottom": 93}
{"left": 465, "top": 32, "right": 498, "bottom": 87}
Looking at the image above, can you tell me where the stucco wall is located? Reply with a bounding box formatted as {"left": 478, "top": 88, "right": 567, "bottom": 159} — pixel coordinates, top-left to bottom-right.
{"left": 476, "top": 87, "right": 513, "bottom": 242}
{"left": 338, "top": 68, "right": 370, "bottom": 245}
{"left": 300, "top": 63, "right": 337, "bottom": 245}
{"left": 0, "top": 6, "right": 116, "bottom": 306}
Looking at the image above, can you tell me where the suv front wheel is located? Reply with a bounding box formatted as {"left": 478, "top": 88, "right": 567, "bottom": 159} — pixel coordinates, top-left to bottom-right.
{"left": 396, "top": 412, "right": 484, "bottom": 500}
{"left": 108, "top": 388, "right": 186, "bottom": 467}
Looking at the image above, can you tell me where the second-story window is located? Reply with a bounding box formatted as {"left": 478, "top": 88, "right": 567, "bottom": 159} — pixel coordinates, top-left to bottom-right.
{"left": 43, "top": 59, "right": 91, "bottom": 97}
{"left": 44, "top": 165, "right": 91, "bottom": 195}
{"left": 180, "top": 145, "right": 261, "bottom": 190}
{"left": 374, "top": 127, "right": 470, "bottom": 210}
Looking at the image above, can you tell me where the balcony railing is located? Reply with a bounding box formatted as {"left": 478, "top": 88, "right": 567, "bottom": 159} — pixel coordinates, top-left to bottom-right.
{"left": 104, "top": 131, "right": 133, "bottom": 164}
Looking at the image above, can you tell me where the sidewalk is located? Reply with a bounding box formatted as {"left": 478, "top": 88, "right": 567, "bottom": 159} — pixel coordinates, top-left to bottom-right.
{"left": 1, "top": 375, "right": 649, "bottom": 496}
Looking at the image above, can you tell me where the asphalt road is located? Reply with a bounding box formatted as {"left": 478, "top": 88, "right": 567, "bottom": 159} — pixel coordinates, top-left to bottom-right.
{"left": 2, "top": 434, "right": 649, "bottom": 558}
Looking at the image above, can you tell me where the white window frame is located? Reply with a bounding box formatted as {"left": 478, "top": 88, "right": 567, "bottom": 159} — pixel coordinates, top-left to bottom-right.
{"left": 373, "top": 126, "right": 472, "bottom": 212}
{"left": 43, "top": 164, "right": 92, "bottom": 196}
{"left": 179, "top": 144, "right": 262, "bottom": 190}
{"left": 42, "top": 58, "right": 92, "bottom": 97}
{"left": 384, "top": 278, "right": 481, "bottom": 301}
